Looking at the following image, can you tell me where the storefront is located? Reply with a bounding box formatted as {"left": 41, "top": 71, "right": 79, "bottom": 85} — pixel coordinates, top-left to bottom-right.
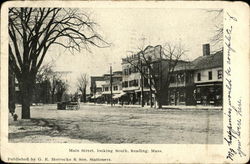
{"left": 194, "top": 82, "right": 222, "bottom": 106}
{"left": 168, "top": 85, "right": 196, "bottom": 106}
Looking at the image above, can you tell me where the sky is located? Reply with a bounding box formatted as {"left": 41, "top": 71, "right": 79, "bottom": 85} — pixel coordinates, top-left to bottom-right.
{"left": 44, "top": 8, "right": 223, "bottom": 94}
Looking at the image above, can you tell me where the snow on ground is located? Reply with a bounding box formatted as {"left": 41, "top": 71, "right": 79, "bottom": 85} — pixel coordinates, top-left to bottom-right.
{"left": 9, "top": 104, "right": 223, "bottom": 144}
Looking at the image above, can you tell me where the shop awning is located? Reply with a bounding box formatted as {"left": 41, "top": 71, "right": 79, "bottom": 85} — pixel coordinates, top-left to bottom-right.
{"left": 112, "top": 92, "right": 126, "bottom": 99}
{"left": 91, "top": 94, "right": 102, "bottom": 99}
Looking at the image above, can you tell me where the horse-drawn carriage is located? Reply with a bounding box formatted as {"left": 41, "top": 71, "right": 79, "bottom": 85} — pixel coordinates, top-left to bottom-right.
{"left": 57, "top": 101, "right": 80, "bottom": 110}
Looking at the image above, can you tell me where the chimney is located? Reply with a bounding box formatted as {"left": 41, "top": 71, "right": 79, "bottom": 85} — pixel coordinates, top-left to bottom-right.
{"left": 202, "top": 44, "right": 210, "bottom": 56}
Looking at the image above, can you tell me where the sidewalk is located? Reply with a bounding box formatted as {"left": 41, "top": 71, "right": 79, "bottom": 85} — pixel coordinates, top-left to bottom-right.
{"left": 83, "top": 102, "right": 222, "bottom": 110}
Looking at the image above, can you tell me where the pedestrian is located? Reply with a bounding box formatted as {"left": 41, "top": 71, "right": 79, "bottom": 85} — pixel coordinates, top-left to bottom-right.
{"left": 13, "top": 113, "right": 18, "bottom": 121}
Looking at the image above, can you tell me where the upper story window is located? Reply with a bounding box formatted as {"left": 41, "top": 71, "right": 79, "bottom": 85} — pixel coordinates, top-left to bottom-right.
{"left": 217, "top": 70, "right": 222, "bottom": 79}
{"left": 123, "top": 81, "right": 128, "bottom": 88}
{"left": 177, "top": 73, "right": 184, "bottom": 83}
{"left": 129, "top": 80, "right": 133, "bottom": 87}
{"left": 208, "top": 71, "right": 212, "bottom": 80}
{"left": 105, "top": 87, "right": 109, "bottom": 91}
{"left": 123, "top": 69, "right": 128, "bottom": 75}
{"left": 113, "top": 86, "right": 118, "bottom": 91}
{"left": 170, "top": 75, "right": 175, "bottom": 83}
{"left": 197, "top": 73, "right": 201, "bottom": 81}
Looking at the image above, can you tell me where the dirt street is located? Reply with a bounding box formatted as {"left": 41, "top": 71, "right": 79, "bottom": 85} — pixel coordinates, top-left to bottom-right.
{"left": 9, "top": 104, "right": 223, "bottom": 144}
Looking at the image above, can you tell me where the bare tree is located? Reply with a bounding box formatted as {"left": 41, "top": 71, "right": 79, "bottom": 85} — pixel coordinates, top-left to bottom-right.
{"left": 36, "top": 62, "right": 54, "bottom": 83}
{"left": 77, "top": 73, "right": 89, "bottom": 102}
{"left": 206, "top": 9, "right": 223, "bottom": 51}
{"left": 162, "top": 42, "right": 187, "bottom": 106}
{"left": 9, "top": 8, "right": 109, "bottom": 119}
{"left": 126, "top": 41, "right": 186, "bottom": 108}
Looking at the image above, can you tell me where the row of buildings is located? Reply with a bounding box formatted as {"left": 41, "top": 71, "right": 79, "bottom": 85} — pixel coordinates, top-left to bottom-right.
{"left": 90, "top": 44, "right": 223, "bottom": 106}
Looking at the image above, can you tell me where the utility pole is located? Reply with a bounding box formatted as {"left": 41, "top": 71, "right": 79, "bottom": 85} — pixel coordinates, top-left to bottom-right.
{"left": 110, "top": 65, "right": 113, "bottom": 106}
{"left": 140, "top": 54, "right": 144, "bottom": 107}
{"left": 149, "top": 74, "right": 153, "bottom": 107}
{"left": 159, "top": 46, "right": 163, "bottom": 108}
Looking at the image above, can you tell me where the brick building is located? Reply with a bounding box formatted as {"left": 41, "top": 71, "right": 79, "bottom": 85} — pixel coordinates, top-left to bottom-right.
{"left": 121, "top": 45, "right": 169, "bottom": 105}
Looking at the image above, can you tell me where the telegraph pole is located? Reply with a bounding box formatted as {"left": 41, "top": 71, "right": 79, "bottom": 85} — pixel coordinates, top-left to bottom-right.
{"left": 110, "top": 65, "right": 113, "bottom": 106}
{"left": 158, "top": 46, "right": 163, "bottom": 108}
{"left": 139, "top": 54, "right": 144, "bottom": 107}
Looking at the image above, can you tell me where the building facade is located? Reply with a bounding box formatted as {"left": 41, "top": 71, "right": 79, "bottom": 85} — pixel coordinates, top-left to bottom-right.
{"left": 192, "top": 46, "right": 223, "bottom": 106}
{"left": 168, "top": 61, "right": 196, "bottom": 105}
{"left": 90, "top": 76, "right": 105, "bottom": 102}
{"left": 168, "top": 44, "right": 223, "bottom": 106}
{"left": 121, "top": 45, "right": 169, "bottom": 106}
{"left": 101, "top": 71, "right": 124, "bottom": 104}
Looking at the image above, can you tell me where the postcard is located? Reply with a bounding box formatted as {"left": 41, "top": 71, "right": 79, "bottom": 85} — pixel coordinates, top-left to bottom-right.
{"left": 1, "top": 1, "right": 249, "bottom": 163}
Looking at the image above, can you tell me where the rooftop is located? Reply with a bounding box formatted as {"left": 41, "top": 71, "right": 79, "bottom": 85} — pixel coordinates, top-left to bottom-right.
{"left": 191, "top": 51, "right": 223, "bottom": 70}
{"left": 171, "top": 50, "right": 223, "bottom": 72}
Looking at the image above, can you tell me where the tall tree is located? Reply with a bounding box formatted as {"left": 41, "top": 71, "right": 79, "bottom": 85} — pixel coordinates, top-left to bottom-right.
{"left": 126, "top": 42, "right": 186, "bottom": 108}
{"left": 9, "top": 8, "right": 109, "bottom": 119}
{"left": 77, "top": 73, "right": 89, "bottom": 102}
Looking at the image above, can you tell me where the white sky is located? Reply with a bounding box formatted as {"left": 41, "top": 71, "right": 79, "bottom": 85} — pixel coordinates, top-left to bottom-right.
{"left": 44, "top": 8, "right": 222, "bottom": 93}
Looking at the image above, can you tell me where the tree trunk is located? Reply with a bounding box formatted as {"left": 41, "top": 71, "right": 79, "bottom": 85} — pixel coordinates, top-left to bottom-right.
{"left": 83, "top": 88, "right": 86, "bottom": 103}
{"left": 57, "top": 92, "right": 63, "bottom": 102}
{"left": 19, "top": 76, "right": 35, "bottom": 119}
{"left": 156, "top": 90, "right": 162, "bottom": 109}
{"left": 51, "top": 92, "right": 55, "bottom": 104}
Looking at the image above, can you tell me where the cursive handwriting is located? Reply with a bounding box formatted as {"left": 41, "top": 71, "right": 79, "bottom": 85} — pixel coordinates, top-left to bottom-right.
{"left": 224, "top": 12, "right": 246, "bottom": 161}
{"left": 226, "top": 148, "right": 237, "bottom": 161}
{"left": 224, "top": 106, "right": 237, "bottom": 146}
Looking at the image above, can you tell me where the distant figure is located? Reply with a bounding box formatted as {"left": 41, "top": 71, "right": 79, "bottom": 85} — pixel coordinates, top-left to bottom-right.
{"left": 13, "top": 113, "right": 18, "bottom": 121}
{"left": 9, "top": 93, "right": 15, "bottom": 116}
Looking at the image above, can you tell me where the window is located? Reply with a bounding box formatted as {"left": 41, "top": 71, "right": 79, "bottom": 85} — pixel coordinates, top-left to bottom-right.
{"left": 197, "top": 73, "right": 201, "bottom": 81}
{"left": 177, "top": 73, "right": 184, "bottom": 83}
{"left": 218, "top": 70, "right": 222, "bottom": 79}
{"left": 105, "top": 87, "right": 109, "bottom": 91}
{"left": 128, "top": 68, "right": 132, "bottom": 75}
{"left": 208, "top": 71, "right": 212, "bottom": 80}
{"left": 134, "top": 80, "right": 138, "bottom": 86}
{"left": 170, "top": 75, "right": 175, "bottom": 83}
{"left": 114, "top": 86, "right": 118, "bottom": 91}
{"left": 129, "top": 80, "right": 133, "bottom": 87}
{"left": 123, "top": 69, "right": 128, "bottom": 75}
{"left": 124, "top": 81, "right": 128, "bottom": 88}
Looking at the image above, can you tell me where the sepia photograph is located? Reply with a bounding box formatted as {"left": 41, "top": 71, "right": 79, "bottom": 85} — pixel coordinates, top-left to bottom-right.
{"left": 1, "top": 1, "right": 249, "bottom": 163}
{"left": 8, "top": 7, "right": 223, "bottom": 144}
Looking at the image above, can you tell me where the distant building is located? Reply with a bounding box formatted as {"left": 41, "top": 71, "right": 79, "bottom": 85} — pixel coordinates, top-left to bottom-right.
{"left": 168, "top": 44, "right": 223, "bottom": 106}
{"left": 101, "top": 71, "right": 123, "bottom": 104}
{"left": 192, "top": 45, "right": 223, "bottom": 106}
{"left": 168, "top": 61, "right": 196, "bottom": 105}
{"left": 121, "top": 45, "right": 169, "bottom": 105}
{"left": 90, "top": 76, "right": 105, "bottom": 102}
{"left": 90, "top": 76, "right": 105, "bottom": 94}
